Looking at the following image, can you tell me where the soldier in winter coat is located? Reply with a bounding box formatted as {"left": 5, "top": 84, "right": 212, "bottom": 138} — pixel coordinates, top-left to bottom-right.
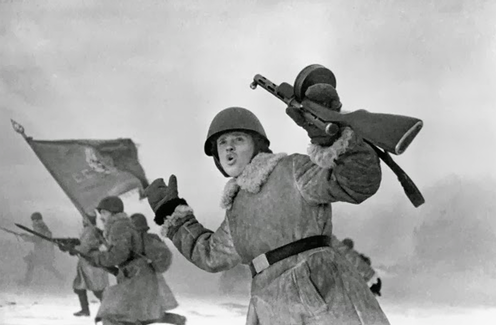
{"left": 19, "top": 212, "right": 63, "bottom": 285}
{"left": 72, "top": 214, "right": 110, "bottom": 317}
{"left": 88, "top": 196, "right": 176, "bottom": 325}
{"left": 130, "top": 213, "right": 186, "bottom": 325}
{"left": 332, "top": 236, "right": 382, "bottom": 296}
{"left": 145, "top": 82, "right": 390, "bottom": 324}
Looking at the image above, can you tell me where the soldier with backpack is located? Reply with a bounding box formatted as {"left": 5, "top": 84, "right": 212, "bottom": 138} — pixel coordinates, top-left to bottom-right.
{"left": 130, "top": 213, "right": 187, "bottom": 325}
{"left": 87, "top": 196, "right": 184, "bottom": 325}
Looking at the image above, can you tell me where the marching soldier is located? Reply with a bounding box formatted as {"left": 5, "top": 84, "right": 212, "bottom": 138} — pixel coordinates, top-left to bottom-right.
{"left": 130, "top": 213, "right": 186, "bottom": 325}
{"left": 19, "top": 212, "right": 63, "bottom": 285}
{"left": 71, "top": 214, "right": 110, "bottom": 317}
{"left": 88, "top": 196, "right": 178, "bottom": 325}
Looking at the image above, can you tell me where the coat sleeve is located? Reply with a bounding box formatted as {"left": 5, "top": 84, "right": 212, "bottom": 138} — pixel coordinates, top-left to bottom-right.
{"left": 293, "top": 127, "right": 382, "bottom": 205}
{"left": 91, "top": 222, "right": 133, "bottom": 267}
{"left": 76, "top": 228, "right": 101, "bottom": 255}
{"left": 160, "top": 205, "right": 242, "bottom": 273}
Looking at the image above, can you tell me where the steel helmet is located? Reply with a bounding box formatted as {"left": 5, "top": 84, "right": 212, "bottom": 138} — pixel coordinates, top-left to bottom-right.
{"left": 130, "top": 213, "right": 149, "bottom": 232}
{"left": 342, "top": 238, "right": 354, "bottom": 249}
{"left": 31, "top": 212, "right": 43, "bottom": 221}
{"left": 204, "top": 107, "right": 270, "bottom": 157}
{"left": 96, "top": 196, "right": 124, "bottom": 214}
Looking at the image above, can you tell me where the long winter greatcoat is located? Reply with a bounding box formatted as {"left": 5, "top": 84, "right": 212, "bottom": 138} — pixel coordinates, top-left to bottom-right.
{"left": 139, "top": 232, "right": 179, "bottom": 311}
{"left": 72, "top": 226, "right": 109, "bottom": 292}
{"left": 23, "top": 220, "right": 55, "bottom": 266}
{"left": 90, "top": 213, "right": 172, "bottom": 324}
{"left": 161, "top": 127, "right": 390, "bottom": 325}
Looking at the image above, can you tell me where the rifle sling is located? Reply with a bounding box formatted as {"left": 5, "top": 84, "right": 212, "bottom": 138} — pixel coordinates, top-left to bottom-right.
{"left": 366, "top": 141, "right": 425, "bottom": 208}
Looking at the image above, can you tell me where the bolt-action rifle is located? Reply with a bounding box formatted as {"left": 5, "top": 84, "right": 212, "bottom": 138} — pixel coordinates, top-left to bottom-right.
{"left": 250, "top": 64, "right": 425, "bottom": 207}
{"left": 0, "top": 226, "right": 23, "bottom": 241}
{"left": 15, "top": 223, "right": 118, "bottom": 276}
{"left": 53, "top": 237, "right": 81, "bottom": 247}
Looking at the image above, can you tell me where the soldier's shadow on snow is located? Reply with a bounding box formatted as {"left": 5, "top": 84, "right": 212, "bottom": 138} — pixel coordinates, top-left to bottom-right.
{"left": 187, "top": 302, "right": 248, "bottom": 317}
{"left": 221, "top": 302, "right": 248, "bottom": 316}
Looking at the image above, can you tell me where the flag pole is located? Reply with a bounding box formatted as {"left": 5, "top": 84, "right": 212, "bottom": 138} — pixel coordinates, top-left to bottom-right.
{"left": 10, "top": 119, "right": 89, "bottom": 218}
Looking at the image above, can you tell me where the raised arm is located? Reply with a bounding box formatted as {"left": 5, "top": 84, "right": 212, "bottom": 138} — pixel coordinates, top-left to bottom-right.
{"left": 293, "top": 127, "right": 382, "bottom": 205}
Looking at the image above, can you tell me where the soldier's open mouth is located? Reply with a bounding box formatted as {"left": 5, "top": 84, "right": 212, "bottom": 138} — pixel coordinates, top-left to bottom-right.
{"left": 226, "top": 154, "right": 236, "bottom": 165}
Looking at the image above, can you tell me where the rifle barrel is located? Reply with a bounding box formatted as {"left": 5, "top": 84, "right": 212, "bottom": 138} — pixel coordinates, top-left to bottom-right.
{"left": 0, "top": 226, "right": 22, "bottom": 236}
{"left": 15, "top": 223, "right": 54, "bottom": 242}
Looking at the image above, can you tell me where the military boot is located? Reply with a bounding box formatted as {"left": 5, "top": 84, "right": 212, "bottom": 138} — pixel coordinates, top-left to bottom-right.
{"left": 161, "top": 312, "right": 187, "bottom": 325}
{"left": 74, "top": 290, "right": 90, "bottom": 316}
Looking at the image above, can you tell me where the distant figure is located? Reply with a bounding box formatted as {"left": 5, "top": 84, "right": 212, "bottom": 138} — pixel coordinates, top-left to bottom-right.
{"left": 19, "top": 212, "right": 63, "bottom": 285}
{"left": 130, "top": 213, "right": 186, "bottom": 325}
{"left": 88, "top": 196, "right": 185, "bottom": 325}
{"left": 332, "top": 236, "right": 382, "bottom": 296}
{"left": 72, "top": 214, "right": 110, "bottom": 317}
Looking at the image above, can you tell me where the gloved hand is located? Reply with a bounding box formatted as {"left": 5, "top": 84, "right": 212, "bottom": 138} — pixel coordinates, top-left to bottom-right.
{"left": 370, "top": 277, "right": 382, "bottom": 296}
{"left": 58, "top": 243, "right": 69, "bottom": 252}
{"left": 144, "top": 175, "right": 187, "bottom": 226}
{"left": 286, "top": 83, "right": 342, "bottom": 147}
{"left": 68, "top": 247, "right": 78, "bottom": 256}
{"left": 145, "top": 175, "right": 179, "bottom": 212}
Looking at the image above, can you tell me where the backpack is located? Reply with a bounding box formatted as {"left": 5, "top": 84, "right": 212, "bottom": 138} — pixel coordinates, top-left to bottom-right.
{"left": 141, "top": 233, "right": 173, "bottom": 273}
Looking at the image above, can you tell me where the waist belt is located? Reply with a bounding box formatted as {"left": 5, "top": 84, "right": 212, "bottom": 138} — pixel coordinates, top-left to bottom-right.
{"left": 248, "top": 235, "right": 331, "bottom": 278}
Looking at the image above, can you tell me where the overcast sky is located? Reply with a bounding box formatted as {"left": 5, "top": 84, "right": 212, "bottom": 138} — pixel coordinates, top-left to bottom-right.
{"left": 1, "top": 0, "right": 495, "bottom": 303}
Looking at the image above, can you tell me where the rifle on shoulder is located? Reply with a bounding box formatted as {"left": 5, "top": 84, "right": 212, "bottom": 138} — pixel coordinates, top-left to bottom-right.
{"left": 250, "top": 64, "right": 425, "bottom": 207}
{"left": 15, "top": 223, "right": 118, "bottom": 276}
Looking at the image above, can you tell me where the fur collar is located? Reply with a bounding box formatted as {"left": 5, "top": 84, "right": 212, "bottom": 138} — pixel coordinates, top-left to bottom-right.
{"left": 307, "top": 127, "right": 354, "bottom": 169}
{"left": 220, "top": 152, "right": 287, "bottom": 210}
{"left": 103, "top": 212, "right": 128, "bottom": 238}
{"left": 219, "top": 127, "right": 355, "bottom": 210}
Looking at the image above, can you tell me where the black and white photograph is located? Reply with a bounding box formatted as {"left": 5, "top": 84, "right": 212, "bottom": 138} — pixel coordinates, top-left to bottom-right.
{"left": 1, "top": 1, "right": 495, "bottom": 324}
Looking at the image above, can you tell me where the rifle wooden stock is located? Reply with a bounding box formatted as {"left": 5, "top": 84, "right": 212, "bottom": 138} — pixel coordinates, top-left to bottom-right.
{"left": 53, "top": 237, "right": 81, "bottom": 246}
{"left": 300, "top": 99, "right": 423, "bottom": 155}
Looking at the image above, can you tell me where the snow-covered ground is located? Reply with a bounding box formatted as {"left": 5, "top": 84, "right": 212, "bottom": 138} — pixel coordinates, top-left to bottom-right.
{"left": 1, "top": 288, "right": 496, "bottom": 325}
{"left": 1, "top": 290, "right": 246, "bottom": 325}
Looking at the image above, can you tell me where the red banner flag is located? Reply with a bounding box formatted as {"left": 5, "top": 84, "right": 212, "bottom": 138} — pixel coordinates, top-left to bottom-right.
{"left": 25, "top": 136, "right": 149, "bottom": 216}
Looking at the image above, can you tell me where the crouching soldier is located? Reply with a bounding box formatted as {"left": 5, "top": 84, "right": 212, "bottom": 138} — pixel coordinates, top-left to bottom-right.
{"left": 332, "top": 236, "right": 382, "bottom": 296}
{"left": 145, "top": 79, "right": 390, "bottom": 324}
{"left": 88, "top": 196, "right": 174, "bottom": 325}
{"left": 72, "top": 214, "right": 110, "bottom": 317}
{"left": 130, "top": 213, "right": 186, "bottom": 325}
